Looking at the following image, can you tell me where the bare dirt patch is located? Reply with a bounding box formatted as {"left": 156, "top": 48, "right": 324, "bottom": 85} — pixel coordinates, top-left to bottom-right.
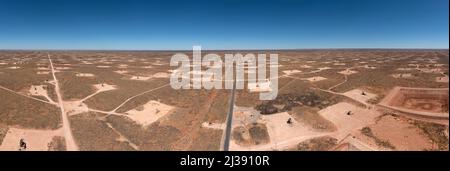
{"left": 93, "top": 83, "right": 117, "bottom": 92}
{"left": 114, "top": 70, "right": 128, "bottom": 74}
{"left": 338, "top": 69, "right": 358, "bottom": 75}
{"left": 129, "top": 75, "right": 151, "bottom": 81}
{"left": 436, "top": 76, "right": 449, "bottom": 83}
{"left": 379, "top": 87, "right": 449, "bottom": 119}
{"left": 304, "top": 76, "right": 327, "bottom": 82}
{"left": 75, "top": 73, "right": 95, "bottom": 77}
{"left": 366, "top": 115, "right": 437, "bottom": 150}
{"left": 392, "top": 73, "right": 414, "bottom": 79}
{"left": 282, "top": 70, "right": 302, "bottom": 75}
{"left": 201, "top": 122, "right": 225, "bottom": 130}
{"left": 37, "top": 71, "right": 50, "bottom": 75}
{"left": 318, "top": 102, "right": 382, "bottom": 139}
{"left": 124, "top": 100, "right": 175, "bottom": 127}
{"left": 341, "top": 88, "right": 377, "bottom": 106}
{"left": 0, "top": 127, "right": 62, "bottom": 151}
{"left": 28, "top": 85, "right": 55, "bottom": 103}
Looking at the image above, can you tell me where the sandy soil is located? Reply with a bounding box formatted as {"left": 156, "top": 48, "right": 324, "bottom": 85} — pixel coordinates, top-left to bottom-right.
{"left": 445, "top": 127, "right": 449, "bottom": 138}
{"left": 397, "top": 68, "right": 414, "bottom": 71}
{"left": 96, "top": 65, "right": 111, "bottom": 68}
{"left": 403, "top": 98, "right": 445, "bottom": 113}
{"left": 318, "top": 102, "right": 382, "bottom": 139}
{"left": 0, "top": 127, "right": 63, "bottom": 151}
{"left": 334, "top": 63, "right": 346, "bottom": 66}
{"left": 341, "top": 89, "right": 377, "bottom": 106}
{"left": 93, "top": 83, "right": 117, "bottom": 92}
{"left": 118, "top": 64, "right": 128, "bottom": 68}
{"left": 230, "top": 107, "right": 329, "bottom": 151}
{"left": 282, "top": 70, "right": 302, "bottom": 75}
{"left": 55, "top": 67, "right": 71, "bottom": 70}
{"left": 436, "top": 76, "right": 449, "bottom": 83}
{"left": 338, "top": 69, "right": 358, "bottom": 75}
{"left": 300, "top": 65, "right": 312, "bottom": 68}
{"left": 125, "top": 100, "right": 174, "bottom": 127}
{"left": 75, "top": 73, "right": 95, "bottom": 77}
{"left": 8, "top": 66, "right": 20, "bottom": 69}
{"left": 304, "top": 76, "right": 327, "bottom": 82}
{"left": 248, "top": 81, "right": 272, "bottom": 92}
{"left": 369, "top": 115, "right": 433, "bottom": 150}
{"left": 201, "top": 122, "right": 225, "bottom": 130}
{"left": 260, "top": 112, "right": 322, "bottom": 149}
{"left": 392, "top": 73, "right": 414, "bottom": 78}
{"left": 317, "top": 67, "right": 332, "bottom": 70}
{"left": 142, "top": 65, "right": 153, "bottom": 69}
{"left": 130, "top": 75, "right": 151, "bottom": 81}
{"left": 418, "top": 68, "right": 442, "bottom": 73}
{"left": 37, "top": 67, "right": 49, "bottom": 70}
{"left": 151, "top": 62, "right": 167, "bottom": 66}
{"left": 114, "top": 70, "right": 128, "bottom": 74}
{"left": 65, "top": 101, "right": 89, "bottom": 116}
{"left": 37, "top": 71, "right": 50, "bottom": 75}
{"left": 378, "top": 86, "right": 449, "bottom": 121}
{"left": 362, "top": 65, "right": 377, "bottom": 69}
{"left": 81, "top": 61, "right": 93, "bottom": 65}
{"left": 333, "top": 135, "right": 378, "bottom": 151}
{"left": 28, "top": 85, "right": 57, "bottom": 104}
{"left": 152, "top": 72, "right": 170, "bottom": 78}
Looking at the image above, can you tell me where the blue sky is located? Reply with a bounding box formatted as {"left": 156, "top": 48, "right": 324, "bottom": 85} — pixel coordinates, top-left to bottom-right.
{"left": 0, "top": 0, "right": 448, "bottom": 50}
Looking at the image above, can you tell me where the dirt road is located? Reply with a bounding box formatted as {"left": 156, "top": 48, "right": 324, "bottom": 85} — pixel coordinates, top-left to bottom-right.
{"left": 48, "top": 53, "right": 79, "bottom": 151}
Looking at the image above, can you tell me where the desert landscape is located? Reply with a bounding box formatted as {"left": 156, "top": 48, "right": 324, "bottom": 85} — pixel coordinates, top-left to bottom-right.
{"left": 0, "top": 49, "right": 448, "bottom": 151}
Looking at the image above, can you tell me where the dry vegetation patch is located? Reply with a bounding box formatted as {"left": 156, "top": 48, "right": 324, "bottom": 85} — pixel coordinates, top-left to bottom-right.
{"left": 47, "top": 136, "right": 66, "bottom": 151}
{"left": 0, "top": 124, "right": 8, "bottom": 145}
{"left": 105, "top": 115, "right": 182, "bottom": 150}
{"left": 290, "top": 106, "right": 336, "bottom": 132}
{"left": 296, "top": 136, "right": 338, "bottom": 151}
{"left": 232, "top": 123, "right": 270, "bottom": 146}
{"left": 360, "top": 127, "right": 396, "bottom": 150}
{"left": 69, "top": 112, "right": 136, "bottom": 151}
{"left": 412, "top": 120, "right": 449, "bottom": 150}
{"left": 0, "top": 91, "right": 61, "bottom": 129}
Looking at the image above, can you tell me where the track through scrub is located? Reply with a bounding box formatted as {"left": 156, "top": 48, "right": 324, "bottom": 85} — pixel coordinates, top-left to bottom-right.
{"left": 48, "top": 53, "right": 79, "bottom": 151}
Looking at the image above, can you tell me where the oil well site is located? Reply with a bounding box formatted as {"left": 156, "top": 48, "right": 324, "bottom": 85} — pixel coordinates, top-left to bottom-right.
{"left": 0, "top": 50, "right": 448, "bottom": 151}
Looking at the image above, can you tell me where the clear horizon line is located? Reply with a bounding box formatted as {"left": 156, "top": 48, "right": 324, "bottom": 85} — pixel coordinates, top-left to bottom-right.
{"left": 0, "top": 47, "right": 448, "bottom": 51}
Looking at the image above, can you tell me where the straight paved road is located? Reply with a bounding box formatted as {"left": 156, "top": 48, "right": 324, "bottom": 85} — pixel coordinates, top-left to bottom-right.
{"left": 221, "top": 77, "right": 237, "bottom": 151}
